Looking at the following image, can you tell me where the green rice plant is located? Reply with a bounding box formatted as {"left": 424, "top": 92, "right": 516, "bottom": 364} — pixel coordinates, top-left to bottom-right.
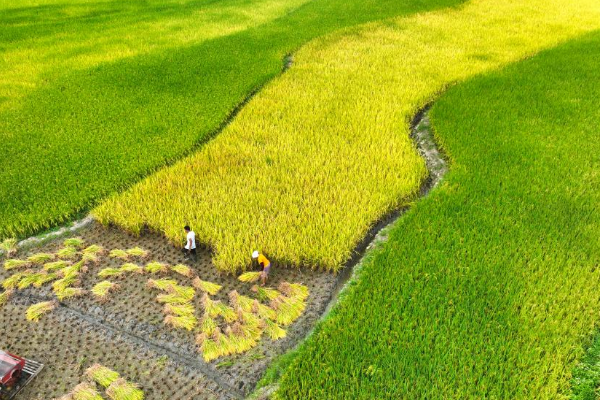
{"left": 200, "top": 315, "right": 218, "bottom": 336}
{"left": 215, "top": 302, "right": 237, "bottom": 323}
{"left": 126, "top": 247, "right": 149, "bottom": 259}
{"left": 0, "top": 238, "right": 17, "bottom": 258}
{"left": 164, "top": 314, "right": 198, "bottom": 331}
{"left": 156, "top": 292, "right": 193, "bottom": 305}
{"left": 263, "top": 318, "right": 287, "bottom": 340}
{"left": 85, "top": 363, "right": 120, "bottom": 388}
{"left": 192, "top": 277, "right": 221, "bottom": 295}
{"left": 98, "top": 268, "right": 124, "bottom": 279}
{"left": 270, "top": 295, "right": 305, "bottom": 326}
{"left": 4, "top": 259, "right": 29, "bottom": 270}
{"left": 120, "top": 263, "right": 143, "bottom": 274}
{"left": 71, "top": 382, "right": 103, "bottom": 400}
{"left": 44, "top": 260, "right": 71, "bottom": 272}
{"left": 2, "top": 271, "right": 31, "bottom": 290}
{"left": 106, "top": 378, "right": 144, "bottom": 400}
{"left": 252, "top": 299, "right": 277, "bottom": 321}
{"left": 57, "top": 246, "right": 78, "bottom": 260}
{"left": 163, "top": 303, "right": 195, "bottom": 317}
{"left": 171, "top": 264, "right": 193, "bottom": 278}
{"left": 63, "top": 237, "right": 85, "bottom": 248}
{"left": 146, "top": 279, "right": 177, "bottom": 291}
{"left": 27, "top": 252, "right": 55, "bottom": 264}
{"left": 109, "top": 249, "right": 129, "bottom": 260}
{"left": 26, "top": 300, "right": 56, "bottom": 321}
{"left": 0, "top": 290, "right": 13, "bottom": 307}
{"left": 278, "top": 282, "right": 309, "bottom": 301}
{"left": 238, "top": 272, "right": 262, "bottom": 283}
{"left": 33, "top": 272, "right": 58, "bottom": 288}
{"left": 92, "top": 281, "right": 119, "bottom": 302}
{"left": 201, "top": 294, "right": 219, "bottom": 318}
{"left": 252, "top": 285, "right": 280, "bottom": 302}
{"left": 144, "top": 261, "right": 168, "bottom": 275}
{"left": 55, "top": 287, "right": 86, "bottom": 301}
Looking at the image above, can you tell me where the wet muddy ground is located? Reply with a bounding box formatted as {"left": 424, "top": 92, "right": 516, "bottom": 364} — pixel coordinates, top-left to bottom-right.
{"left": 0, "top": 222, "right": 337, "bottom": 399}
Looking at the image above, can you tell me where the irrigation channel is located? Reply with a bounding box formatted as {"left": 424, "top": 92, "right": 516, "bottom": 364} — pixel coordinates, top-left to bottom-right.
{"left": 0, "top": 106, "right": 446, "bottom": 399}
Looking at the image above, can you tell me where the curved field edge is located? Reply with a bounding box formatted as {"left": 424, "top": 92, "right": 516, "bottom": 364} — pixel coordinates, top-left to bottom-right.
{"left": 270, "top": 30, "right": 600, "bottom": 398}
{"left": 95, "top": 0, "right": 600, "bottom": 273}
{"left": 0, "top": 0, "right": 465, "bottom": 241}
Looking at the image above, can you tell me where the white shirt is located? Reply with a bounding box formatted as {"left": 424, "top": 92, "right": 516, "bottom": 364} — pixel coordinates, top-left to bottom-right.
{"left": 185, "top": 231, "right": 196, "bottom": 250}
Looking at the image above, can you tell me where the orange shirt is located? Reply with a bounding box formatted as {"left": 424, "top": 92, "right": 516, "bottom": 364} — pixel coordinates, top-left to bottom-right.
{"left": 258, "top": 254, "right": 270, "bottom": 268}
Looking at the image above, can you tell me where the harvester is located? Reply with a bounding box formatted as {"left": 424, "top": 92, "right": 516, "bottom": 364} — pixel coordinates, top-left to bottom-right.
{"left": 0, "top": 350, "right": 43, "bottom": 399}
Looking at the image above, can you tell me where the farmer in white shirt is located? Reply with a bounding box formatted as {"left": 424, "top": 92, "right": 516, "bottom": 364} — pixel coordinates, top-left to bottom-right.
{"left": 182, "top": 225, "right": 196, "bottom": 260}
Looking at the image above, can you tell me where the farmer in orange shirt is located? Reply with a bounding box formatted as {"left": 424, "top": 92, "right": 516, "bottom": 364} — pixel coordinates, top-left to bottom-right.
{"left": 252, "top": 250, "right": 271, "bottom": 286}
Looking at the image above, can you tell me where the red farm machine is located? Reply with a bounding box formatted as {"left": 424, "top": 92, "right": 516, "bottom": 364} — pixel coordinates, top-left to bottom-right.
{"left": 0, "top": 350, "right": 43, "bottom": 399}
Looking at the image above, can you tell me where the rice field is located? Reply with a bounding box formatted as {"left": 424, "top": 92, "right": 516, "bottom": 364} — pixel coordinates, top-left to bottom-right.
{"left": 96, "top": 0, "right": 600, "bottom": 273}
{"left": 271, "top": 28, "right": 600, "bottom": 399}
{"left": 0, "top": 0, "right": 461, "bottom": 240}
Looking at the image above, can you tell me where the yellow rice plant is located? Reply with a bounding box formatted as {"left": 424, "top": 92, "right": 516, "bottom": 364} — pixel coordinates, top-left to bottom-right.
{"left": 165, "top": 284, "right": 195, "bottom": 300}
{"left": 215, "top": 302, "right": 237, "bottom": 323}
{"left": 86, "top": 363, "right": 120, "bottom": 388}
{"left": 171, "top": 264, "right": 193, "bottom": 278}
{"left": 278, "top": 282, "right": 309, "bottom": 301}
{"left": 33, "top": 272, "right": 58, "bottom": 288}
{"left": 56, "top": 287, "right": 86, "bottom": 301}
{"left": 196, "top": 333, "right": 220, "bottom": 362}
{"left": 106, "top": 378, "right": 144, "bottom": 400}
{"left": 252, "top": 299, "right": 277, "bottom": 321}
{"left": 94, "top": 0, "right": 600, "bottom": 274}
{"left": 0, "top": 238, "right": 17, "bottom": 257}
{"left": 146, "top": 278, "right": 178, "bottom": 291}
{"left": 92, "top": 281, "right": 119, "bottom": 302}
{"left": 27, "top": 252, "right": 55, "bottom": 264}
{"left": 251, "top": 285, "right": 279, "bottom": 302}
{"left": 57, "top": 246, "right": 78, "bottom": 260}
{"left": 59, "top": 261, "right": 86, "bottom": 278}
{"left": 263, "top": 318, "right": 287, "bottom": 340}
{"left": 164, "top": 314, "right": 198, "bottom": 331}
{"left": 126, "top": 247, "right": 149, "bottom": 259}
{"left": 44, "top": 260, "right": 71, "bottom": 272}
{"left": 0, "top": 289, "right": 13, "bottom": 307}
{"left": 156, "top": 292, "right": 193, "bottom": 305}
{"left": 271, "top": 295, "right": 305, "bottom": 326}
{"left": 98, "top": 268, "right": 124, "bottom": 279}
{"left": 192, "top": 277, "right": 221, "bottom": 295}
{"left": 63, "top": 237, "right": 85, "bottom": 248}
{"left": 199, "top": 315, "right": 218, "bottom": 336}
{"left": 144, "top": 261, "right": 168, "bottom": 274}
{"left": 2, "top": 270, "right": 31, "bottom": 290}
{"left": 228, "top": 290, "right": 253, "bottom": 312}
{"left": 81, "top": 253, "right": 99, "bottom": 265}
{"left": 238, "top": 272, "right": 261, "bottom": 283}
{"left": 26, "top": 300, "right": 56, "bottom": 321}
{"left": 225, "top": 325, "right": 257, "bottom": 353}
{"left": 53, "top": 274, "right": 79, "bottom": 293}
{"left": 71, "top": 382, "right": 103, "bottom": 400}
{"left": 4, "top": 259, "right": 29, "bottom": 270}
{"left": 201, "top": 294, "right": 219, "bottom": 318}
{"left": 109, "top": 249, "right": 129, "bottom": 260}
{"left": 163, "top": 303, "right": 195, "bottom": 317}
{"left": 82, "top": 245, "right": 104, "bottom": 256}
{"left": 17, "top": 272, "right": 48, "bottom": 290}
{"left": 120, "top": 263, "right": 143, "bottom": 274}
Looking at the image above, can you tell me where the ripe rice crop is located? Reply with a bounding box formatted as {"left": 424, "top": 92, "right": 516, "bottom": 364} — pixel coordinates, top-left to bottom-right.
{"left": 238, "top": 272, "right": 262, "bottom": 283}
{"left": 163, "top": 303, "right": 195, "bottom": 317}
{"left": 33, "top": 272, "right": 58, "bottom": 288}
{"left": 0, "top": 290, "right": 13, "bottom": 307}
{"left": 86, "top": 364, "right": 120, "bottom": 388}
{"left": 263, "top": 319, "right": 286, "bottom": 340}
{"left": 109, "top": 250, "right": 129, "bottom": 260}
{"left": 144, "top": 261, "right": 168, "bottom": 274}
{"left": 106, "top": 378, "right": 144, "bottom": 400}
{"left": 164, "top": 314, "right": 197, "bottom": 331}
{"left": 71, "top": 383, "right": 102, "bottom": 400}
{"left": 125, "top": 247, "right": 148, "bottom": 258}
{"left": 200, "top": 316, "right": 217, "bottom": 336}
{"left": 192, "top": 277, "right": 221, "bottom": 295}
{"left": 120, "top": 263, "right": 143, "bottom": 274}
{"left": 27, "top": 252, "right": 55, "bottom": 264}
{"left": 57, "top": 246, "right": 78, "bottom": 260}
{"left": 98, "top": 268, "right": 124, "bottom": 279}
{"left": 63, "top": 238, "right": 85, "bottom": 248}
{"left": 2, "top": 271, "right": 30, "bottom": 290}
{"left": 171, "top": 264, "right": 192, "bottom": 278}
{"left": 56, "top": 287, "right": 86, "bottom": 301}
{"left": 26, "top": 300, "right": 56, "bottom": 321}
{"left": 252, "top": 286, "right": 279, "bottom": 302}
{"left": 4, "top": 259, "right": 29, "bottom": 270}
{"left": 0, "top": 238, "right": 17, "bottom": 257}
{"left": 94, "top": 0, "right": 600, "bottom": 274}
{"left": 17, "top": 272, "right": 48, "bottom": 290}
{"left": 82, "top": 245, "right": 104, "bottom": 256}
{"left": 44, "top": 260, "right": 71, "bottom": 272}
{"left": 91, "top": 281, "right": 119, "bottom": 302}
{"left": 146, "top": 279, "right": 178, "bottom": 291}
{"left": 156, "top": 292, "right": 193, "bottom": 305}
